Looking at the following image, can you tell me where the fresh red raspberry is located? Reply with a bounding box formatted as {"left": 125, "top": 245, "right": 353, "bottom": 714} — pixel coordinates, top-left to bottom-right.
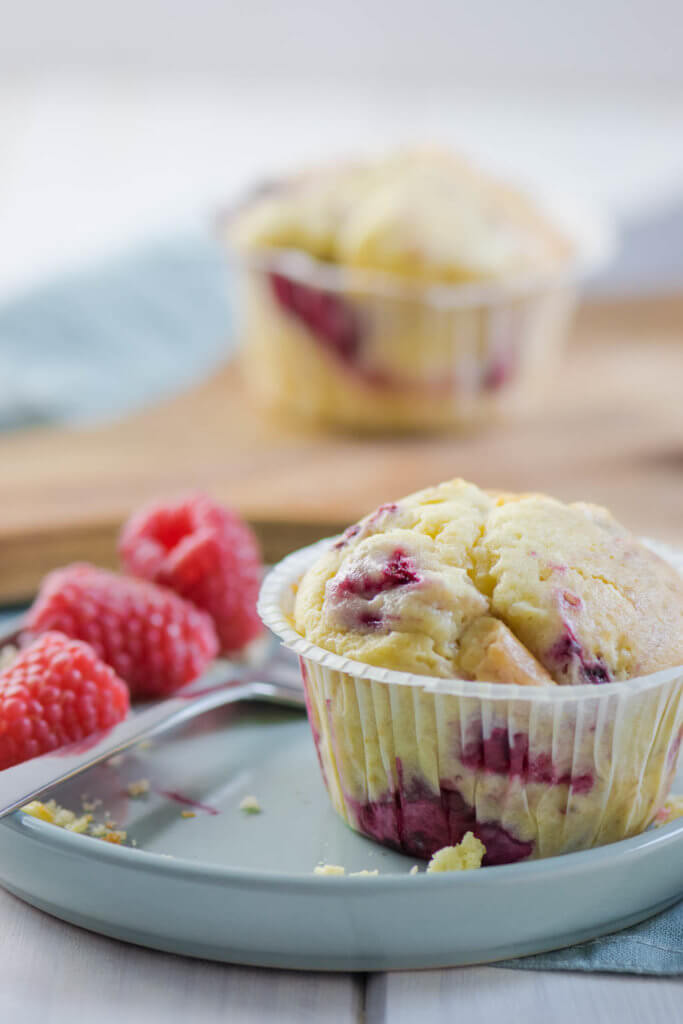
{"left": 25, "top": 565, "right": 219, "bottom": 699}
{"left": 0, "top": 631, "right": 129, "bottom": 770}
{"left": 119, "top": 494, "right": 263, "bottom": 653}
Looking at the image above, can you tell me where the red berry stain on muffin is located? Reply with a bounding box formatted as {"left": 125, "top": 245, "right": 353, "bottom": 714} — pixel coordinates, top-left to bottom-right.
{"left": 368, "top": 502, "right": 399, "bottom": 524}
{"left": 482, "top": 349, "right": 518, "bottom": 391}
{"left": 332, "top": 523, "right": 361, "bottom": 550}
{"left": 346, "top": 764, "right": 534, "bottom": 865}
{"left": 327, "top": 549, "right": 421, "bottom": 631}
{"left": 334, "top": 549, "right": 419, "bottom": 601}
{"left": 270, "top": 273, "right": 361, "bottom": 364}
{"left": 549, "top": 627, "right": 612, "bottom": 685}
{"left": 461, "top": 728, "right": 594, "bottom": 792}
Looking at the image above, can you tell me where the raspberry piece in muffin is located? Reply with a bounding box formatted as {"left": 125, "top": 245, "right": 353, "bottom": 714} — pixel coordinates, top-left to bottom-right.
{"left": 120, "top": 494, "right": 263, "bottom": 654}
{"left": 0, "top": 632, "right": 129, "bottom": 769}
{"left": 269, "top": 274, "right": 361, "bottom": 365}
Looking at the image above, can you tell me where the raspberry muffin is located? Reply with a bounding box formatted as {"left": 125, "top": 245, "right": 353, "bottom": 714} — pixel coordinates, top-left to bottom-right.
{"left": 260, "top": 480, "right": 683, "bottom": 864}
{"left": 225, "top": 150, "right": 604, "bottom": 433}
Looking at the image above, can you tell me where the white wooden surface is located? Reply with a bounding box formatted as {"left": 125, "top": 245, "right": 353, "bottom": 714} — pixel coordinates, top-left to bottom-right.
{"left": 0, "top": 888, "right": 362, "bottom": 1023}
{"left": 367, "top": 967, "right": 683, "bottom": 1023}
{"left": 0, "top": 885, "right": 680, "bottom": 1022}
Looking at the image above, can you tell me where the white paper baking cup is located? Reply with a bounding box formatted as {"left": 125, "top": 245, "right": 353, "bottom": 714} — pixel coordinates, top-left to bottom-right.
{"left": 227, "top": 192, "right": 613, "bottom": 433}
{"left": 258, "top": 537, "right": 683, "bottom": 864}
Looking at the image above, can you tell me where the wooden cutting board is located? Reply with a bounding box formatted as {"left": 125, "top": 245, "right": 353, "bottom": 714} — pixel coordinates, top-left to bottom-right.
{"left": 1, "top": 295, "right": 682, "bottom": 604}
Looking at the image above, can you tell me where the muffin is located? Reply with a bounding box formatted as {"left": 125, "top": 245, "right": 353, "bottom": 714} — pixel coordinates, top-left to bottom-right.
{"left": 224, "top": 149, "right": 605, "bottom": 433}
{"left": 260, "top": 480, "right": 683, "bottom": 864}
{"left": 230, "top": 151, "right": 572, "bottom": 283}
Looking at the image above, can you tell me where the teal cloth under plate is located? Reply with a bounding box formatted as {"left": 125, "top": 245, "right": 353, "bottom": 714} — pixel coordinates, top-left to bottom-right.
{"left": 0, "top": 238, "right": 680, "bottom": 975}
{"left": 499, "top": 901, "right": 683, "bottom": 974}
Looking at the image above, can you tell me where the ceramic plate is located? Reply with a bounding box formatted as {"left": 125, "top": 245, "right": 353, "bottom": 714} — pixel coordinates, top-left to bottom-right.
{"left": 0, "top": 642, "right": 682, "bottom": 971}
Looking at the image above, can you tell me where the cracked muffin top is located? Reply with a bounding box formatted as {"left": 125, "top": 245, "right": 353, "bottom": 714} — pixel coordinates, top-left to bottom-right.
{"left": 229, "top": 149, "right": 573, "bottom": 285}
{"left": 294, "top": 479, "right": 683, "bottom": 685}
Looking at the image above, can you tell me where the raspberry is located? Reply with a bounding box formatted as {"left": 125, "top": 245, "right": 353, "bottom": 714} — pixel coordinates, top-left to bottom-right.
{"left": 25, "top": 565, "right": 219, "bottom": 698}
{"left": 119, "top": 494, "right": 263, "bottom": 653}
{"left": 0, "top": 632, "right": 129, "bottom": 770}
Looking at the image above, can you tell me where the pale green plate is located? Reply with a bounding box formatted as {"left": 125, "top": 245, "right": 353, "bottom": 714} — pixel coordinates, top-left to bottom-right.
{"left": 0, "top": 690, "right": 681, "bottom": 970}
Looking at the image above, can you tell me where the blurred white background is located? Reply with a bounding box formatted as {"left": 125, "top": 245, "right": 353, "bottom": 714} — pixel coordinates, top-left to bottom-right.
{"left": 1, "top": 0, "right": 682, "bottom": 299}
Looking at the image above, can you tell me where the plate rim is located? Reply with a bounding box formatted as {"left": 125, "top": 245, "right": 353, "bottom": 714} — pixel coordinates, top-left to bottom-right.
{"left": 4, "top": 804, "right": 683, "bottom": 891}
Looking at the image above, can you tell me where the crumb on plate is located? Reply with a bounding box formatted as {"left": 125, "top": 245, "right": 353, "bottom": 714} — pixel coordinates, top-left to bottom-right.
{"left": 426, "top": 831, "right": 486, "bottom": 873}
{"left": 21, "top": 799, "right": 92, "bottom": 834}
{"left": 349, "top": 869, "right": 379, "bottom": 877}
{"left": 22, "top": 800, "right": 129, "bottom": 845}
{"left": 127, "top": 778, "right": 150, "bottom": 798}
{"left": 102, "top": 830, "right": 127, "bottom": 844}
{"left": 239, "top": 794, "right": 262, "bottom": 814}
{"left": 181, "top": 810, "right": 196, "bottom": 819}
{"left": 409, "top": 865, "right": 420, "bottom": 875}
{"left": 314, "top": 863, "right": 346, "bottom": 876}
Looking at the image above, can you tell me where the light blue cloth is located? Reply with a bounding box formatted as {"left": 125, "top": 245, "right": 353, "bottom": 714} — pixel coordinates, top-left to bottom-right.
{"left": 0, "top": 234, "right": 681, "bottom": 975}
{"left": 503, "top": 900, "right": 683, "bottom": 974}
{"left": 0, "top": 232, "right": 232, "bottom": 430}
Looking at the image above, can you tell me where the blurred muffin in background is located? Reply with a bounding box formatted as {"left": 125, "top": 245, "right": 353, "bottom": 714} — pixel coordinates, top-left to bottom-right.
{"left": 231, "top": 149, "right": 572, "bottom": 282}
{"left": 224, "top": 148, "right": 605, "bottom": 434}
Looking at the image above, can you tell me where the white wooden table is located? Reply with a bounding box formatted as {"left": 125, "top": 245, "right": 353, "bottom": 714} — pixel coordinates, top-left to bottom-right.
{"left": 0, "top": 887, "right": 680, "bottom": 1023}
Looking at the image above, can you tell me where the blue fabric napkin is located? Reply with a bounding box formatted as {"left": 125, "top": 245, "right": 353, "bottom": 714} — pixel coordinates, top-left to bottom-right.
{"left": 503, "top": 900, "right": 683, "bottom": 974}
{"left": 0, "top": 232, "right": 232, "bottom": 431}
{"left": 0, "top": 235, "right": 681, "bottom": 975}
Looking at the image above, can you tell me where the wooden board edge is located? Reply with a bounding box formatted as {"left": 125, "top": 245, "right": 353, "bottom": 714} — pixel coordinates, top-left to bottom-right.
{"left": 0, "top": 516, "right": 346, "bottom": 604}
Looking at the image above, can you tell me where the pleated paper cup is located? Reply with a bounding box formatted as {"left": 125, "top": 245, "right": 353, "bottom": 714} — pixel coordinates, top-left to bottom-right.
{"left": 258, "top": 538, "right": 683, "bottom": 865}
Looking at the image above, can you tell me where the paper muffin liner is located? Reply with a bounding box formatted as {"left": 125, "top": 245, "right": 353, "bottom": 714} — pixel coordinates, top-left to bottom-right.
{"left": 259, "top": 538, "right": 683, "bottom": 864}
{"left": 227, "top": 194, "right": 612, "bottom": 434}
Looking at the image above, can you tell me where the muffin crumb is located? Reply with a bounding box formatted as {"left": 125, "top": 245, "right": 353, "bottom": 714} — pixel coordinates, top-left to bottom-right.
{"left": 409, "top": 865, "right": 420, "bottom": 875}
{"left": 314, "top": 863, "right": 346, "bottom": 876}
{"left": 102, "top": 830, "right": 127, "bottom": 844}
{"left": 181, "top": 810, "right": 196, "bottom": 819}
{"left": 427, "top": 832, "right": 486, "bottom": 873}
{"left": 239, "top": 795, "right": 262, "bottom": 814}
{"left": 349, "top": 869, "right": 379, "bottom": 877}
{"left": 127, "top": 778, "right": 150, "bottom": 798}
{"left": 22, "top": 799, "right": 92, "bottom": 834}
{"left": 22, "top": 800, "right": 129, "bottom": 845}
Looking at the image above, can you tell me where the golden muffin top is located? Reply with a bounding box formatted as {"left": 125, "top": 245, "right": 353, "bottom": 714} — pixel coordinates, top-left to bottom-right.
{"left": 294, "top": 479, "right": 683, "bottom": 685}
{"left": 228, "top": 149, "right": 573, "bottom": 285}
